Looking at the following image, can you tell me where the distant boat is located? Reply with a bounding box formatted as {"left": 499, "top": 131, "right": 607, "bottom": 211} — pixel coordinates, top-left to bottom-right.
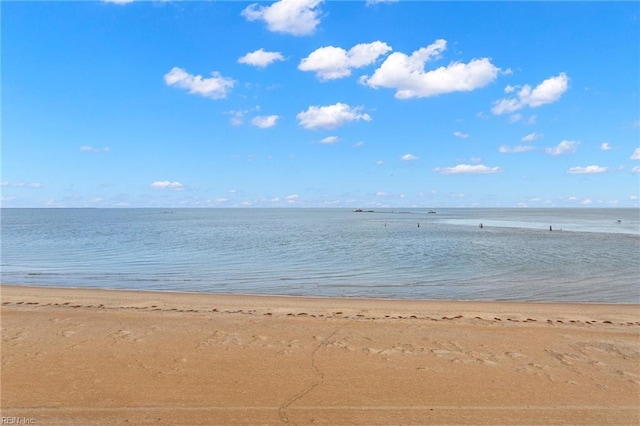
{"left": 428, "top": 210, "right": 437, "bottom": 214}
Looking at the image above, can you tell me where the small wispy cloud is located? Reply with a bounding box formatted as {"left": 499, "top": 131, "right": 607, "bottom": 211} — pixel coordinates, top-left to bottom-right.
{"left": 545, "top": 140, "right": 578, "bottom": 156}
{"left": 151, "top": 181, "right": 184, "bottom": 190}
{"left": 498, "top": 145, "right": 535, "bottom": 153}
{"left": 227, "top": 110, "right": 247, "bottom": 126}
{"left": 434, "top": 164, "right": 501, "bottom": 174}
{"left": 251, "top": 115, "right": 280, "bottom": 128}
{"left": 1, "top": 181, "right": 43, "bottom": 188}
{"left": 453, "top": 131, "right": 469, "bottom": 139}
{"left": 80, "top": 145, "right": 110, "bottom": 153}
{"left": 401, "top": 153, "right": 419, "bottom": 161}
{"left": 447, "top": 192, "right": 468, "bottom": 198}
{"left": 522, "top": 132, "right": 543, "bottom": 142}
{"left": 319, "top": 136, "right": 339, "bottom": 144}
{"left": 209, "top": 198, "right": 230, "bottom": 205}
{"left": 366, "top": 0, "right": 398, "bottom": 5}
{"left": 285, "top": 194, "right": 299, "bottom": 203}
{"left": 509, "top": 114, "right": 522, "bottom": 123}
{"left": 630, "top": 147, "right": 640, "bottom": 160}
{"left": 600, "top": 142, "right": 612, "bottom": 151}
{"left": 567, "top": 165, "right": 608, "bottom": 174}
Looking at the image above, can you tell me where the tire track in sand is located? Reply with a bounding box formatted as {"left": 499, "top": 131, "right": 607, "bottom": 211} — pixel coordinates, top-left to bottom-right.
{"left": 278, "top": 318, "right": 349, "bottom": 424}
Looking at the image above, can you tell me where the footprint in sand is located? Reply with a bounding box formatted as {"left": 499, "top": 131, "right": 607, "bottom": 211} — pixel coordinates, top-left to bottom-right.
{"left": 110, "top": 329, "right": 145, "bottom": 343}
{"left": 517, "top": 362, "right": 554, "bottom": 381}
{"left": 616, "top": 370, "right": 639, "bottom": 384}
{"left": 196, "top": 330, "right": 244, "bottom": 348}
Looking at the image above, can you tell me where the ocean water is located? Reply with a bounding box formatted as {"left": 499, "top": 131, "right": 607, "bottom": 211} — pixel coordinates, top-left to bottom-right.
{"left": 1, "top": 208, "right": 639, "bottom": 303}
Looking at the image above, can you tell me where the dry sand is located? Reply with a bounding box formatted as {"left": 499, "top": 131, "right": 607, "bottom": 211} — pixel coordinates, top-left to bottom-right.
{"left": 1, "top": 284, "right": 638, "bottom": 425}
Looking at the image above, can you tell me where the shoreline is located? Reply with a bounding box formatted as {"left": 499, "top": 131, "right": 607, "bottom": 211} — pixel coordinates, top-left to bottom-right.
{"left": 4, "top": 282, "right": 640, "bottom": 305}
{"left": 2, "top": 284, "right": 639, "bottom": 424}
{"left": 2, "top": 284, "right": 639, "bottom": 322}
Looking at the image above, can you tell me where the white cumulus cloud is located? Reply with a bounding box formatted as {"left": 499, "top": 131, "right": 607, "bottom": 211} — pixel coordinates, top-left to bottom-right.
{"left": 567, "top": 165, "right": 608, "bottom": 174}
{"left": 631, "top": 147, "right": 640, "bottom": 160}
{"left": 251, "top": 115, "right": 280, "bottom": 128}
{"left": 151, "top": 181, "right": 184, "bottom": 190}
{"left": 164, "top": 67, "right": 234, "bottom": 100}
{"left": 299, "top": 41, "right": 392, "bottom": 81}
{"left": 297, "top": 102, "right": 371, "bottom": 130}
{"left": 360, "top": 39, "right": 500, "bottom": 99}
{"left": 545, "top": 140, "right": 578, "bottom": 156}
{"left": 241, "top": 0, "right": 322, "bottom": 36}
{"left": 434, "top": 164, "right": 501, "bottom": 174}
{"left": 600, "top": 142, "right": 612, "bottom": 151}
{"left": 238, "top": 49, "right": 285, "bottom": 68}
{"left": 492, "top": 73, "right": 569, "bottom": 115}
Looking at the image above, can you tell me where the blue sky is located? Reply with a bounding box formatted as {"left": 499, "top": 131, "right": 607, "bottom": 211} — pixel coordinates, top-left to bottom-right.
{"left": 2, "top": 0, "right": 639, "bottom": 208}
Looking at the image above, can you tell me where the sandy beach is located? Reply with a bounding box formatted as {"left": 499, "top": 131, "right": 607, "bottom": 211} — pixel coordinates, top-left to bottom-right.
{"left": 1, "top": 285, "right": 638, "bottom": 425}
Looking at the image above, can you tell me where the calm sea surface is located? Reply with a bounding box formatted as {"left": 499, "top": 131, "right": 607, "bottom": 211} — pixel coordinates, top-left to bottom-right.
{"left": 1, "top": 208, "right": 639, "bottom": 303}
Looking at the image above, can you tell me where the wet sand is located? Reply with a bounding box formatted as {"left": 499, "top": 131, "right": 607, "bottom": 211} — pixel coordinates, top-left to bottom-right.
{"left": 1, "top": 285, "right": 639, "bottom": 425}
